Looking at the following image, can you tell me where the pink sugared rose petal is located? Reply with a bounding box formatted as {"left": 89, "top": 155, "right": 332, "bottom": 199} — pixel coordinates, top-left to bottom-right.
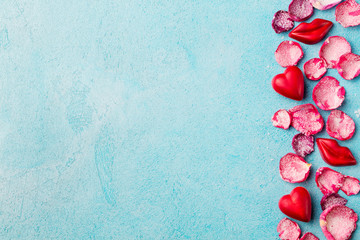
{"left": 326, "top": 110, "right": 355, "bottom": 141}
{"left": 319, "top": 36, "right": 352, "bottom": 68}
{"left": 289, "top": 104, "right": 324, "bottom": 136}
{"left": 312, "top": 0, "right": 342, "bottom": 10}
{"left": 277, "top": 217, "right": 301, "bottom": 240}
{"left": 300, "top": 232, "right": 319, "bottom": 240}
{"left": 275, "top": 41, "right": 304, "bottom": 67}
{"left": 336, "top": 0, "right": 360, "bottom": 28}
{"left": 292, "top": 133, "right": 314, "bottom": 157}
{"left": 280, "top": 153, "right": 311, "bottom": 183}
{"left": 316, "top": 167, "right": 345, "bottom": 194}
{"left": 320, "top": 205, "right": 358, "bottom": 240}
{"left": 272, "top": 10, "right": 295, "bottom": 33}
{"left": 303, "top": 58, "right": 327, "bottom": 80}
{"left": 272, "top": 109, "right": 292, "bottom": 129}
{"left": 321, "top": 193, "right": 348, "bottom": 211}
{"left": 289, "top": 0, "right": 314, "bottom": 22}
{"left": 341, "top": 176, "right": 360, "bottom": 196}
{"left": 337, "top": 52, "right": 360, "bottom": 80}
{"left": 312, "top": 76, "right": 345, "bottom": 111}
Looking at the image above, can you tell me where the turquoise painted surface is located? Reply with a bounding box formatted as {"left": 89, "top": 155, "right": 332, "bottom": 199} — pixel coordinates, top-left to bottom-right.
{"left": 1, "top": 0, "right": 360, "bottom": 239}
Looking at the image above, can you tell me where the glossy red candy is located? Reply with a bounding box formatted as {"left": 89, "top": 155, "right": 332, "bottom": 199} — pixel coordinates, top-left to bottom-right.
{"left": 289, "top": 19, "right": 333, "bottom": 44}
{"left": 279, "top": 186, "right": 312, "bottom": 222}
{"left": 272, "top": 66, "right": 304, "bottom": 101}
{"left": 316, "top": 138, "right": 356, "bottom": 166}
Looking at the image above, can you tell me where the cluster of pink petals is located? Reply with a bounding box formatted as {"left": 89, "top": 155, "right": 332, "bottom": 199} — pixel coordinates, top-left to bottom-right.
{"left": 271, "top": 2, "right": 360, "bottom": 239}
{"left": 272, "top": 0, "right": 314, "bottom": 34}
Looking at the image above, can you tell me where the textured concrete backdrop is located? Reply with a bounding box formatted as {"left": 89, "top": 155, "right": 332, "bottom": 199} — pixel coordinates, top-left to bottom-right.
{"left": 0, "top": 0, "right": 360, "bottom": 239}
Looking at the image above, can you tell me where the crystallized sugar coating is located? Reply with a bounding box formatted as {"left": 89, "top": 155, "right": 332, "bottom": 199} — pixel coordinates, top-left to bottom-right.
{"left": 272, "top": 109, "right": 292, "bottom": 129}
{"left": 326, "top": 110, "right": 355, "bottom": 140}
{"left": 312, "top": 0, "right": 342, "bottom": 10}
{"left": 316, "top": 167, "right": 345, "bottom": 194}
{"left": 289, "top": 0, "right": 314, "bottom": 21}
{"left": 319, "top": 36, "right": 352, "bottom": 68}
{"left": 280, "top": 153, "right": 311, "bottom": 183}
{"left": 321, "top": 193, "right": 348, "bottom": 211}
{"left": 289, "top": 104, "right": 324, "bottom": 136}
{"left": 272, "top": 10, "right": 295, "bottom": 33}
{"left": 300, "top": 232, "right": 319, "bottom": 240}
{"left": 277, "top": 217, "right": 301, "bottom": 240}
{"left": 320, "top": 205, "right": 358, "bottom": 240}
{"left": 303, "top": 58, "right": 327, "bottom": 80}
{"left": 336, "top": 0, "right": 360, "bottom": 28}
{"left": 292, "top": 133, "right": 314, "bottom": 157}
{"left": 275, "top": 41, "right": 304, "bottom": 67}
{"left": 341, "top": 176, "right": 360, "bottom": 196}
{"left": 312, "top": 76, "right": 345, "bottom": 110}
{"left": 337, "top": 53, "right": 360, "bottom": 80}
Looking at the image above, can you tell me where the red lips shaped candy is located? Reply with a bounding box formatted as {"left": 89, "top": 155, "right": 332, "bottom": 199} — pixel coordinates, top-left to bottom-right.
{"left": 289, "top": 18, "right": 333, "bottom": 45}
{"left": 316, "top": 138, "right": 357, "bottom": 166}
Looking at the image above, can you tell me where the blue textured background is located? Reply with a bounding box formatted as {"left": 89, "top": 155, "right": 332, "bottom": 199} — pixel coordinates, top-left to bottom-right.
{"left": 1, "top": 0, "right": 360, "bottom": 239}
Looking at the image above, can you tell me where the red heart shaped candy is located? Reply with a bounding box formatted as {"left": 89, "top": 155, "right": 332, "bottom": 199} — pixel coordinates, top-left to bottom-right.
{"left": 279, "top": 186, "right": 312, "bottom": 222}
{"left": 272, "top": 66, "right": 304, "bottom": 101}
